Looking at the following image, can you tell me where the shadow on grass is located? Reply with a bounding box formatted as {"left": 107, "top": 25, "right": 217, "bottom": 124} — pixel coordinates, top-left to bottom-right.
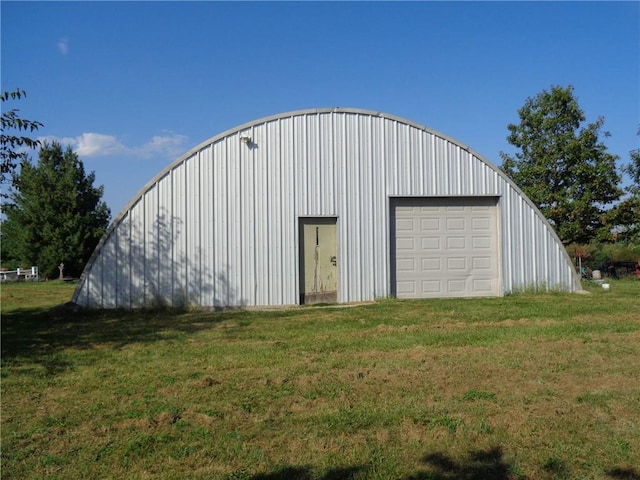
{"left": 0, "top": 302, "right": 303, "bottom": 369}
{"left": 244, "top": 466, "right": 365, "bottom": 480}
{"left": 236, "top": 453, "right": 640, "bottom": 480}
{"left": 0, "top": 306, "right": 191, "bottom": 363}
{"left": 0, "top": 284, "right": 379, "bottom": 378}
{"left": 608, "top": 467, "right": 640, "bottom": 480}
{"left": 233, "top": 447, "right": 528, "bottom": 480}
{"left": 408, "top": 447, "right": 524, "bottom": 479}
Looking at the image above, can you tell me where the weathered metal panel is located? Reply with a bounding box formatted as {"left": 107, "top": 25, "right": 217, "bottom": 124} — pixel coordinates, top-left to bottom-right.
{"left": 264, "top": 119, "right": 282, "bottom": 305}
{"left": 212, "top": 139, "right": 230, "bottom": 307}
{"left": 371, "top": 117, "right": 388, "bottom": 298}
{"left": 74, "top": 108, "right": 579, "bottom": 308}
{"left": 156, "top": 173, "right": 173, "bottom": 306}
{"left": 185, "top": 154, "right": 200, "bottom": 306}
{"left": 171, "top": 162, "right": 188, "bottom": 307}
{"left": 143, "top": 185, "right": 157, "bottom": 305}
{"left": 129, "top": 198, "right": 145, "bottom": 307}
{"left": 282, "top": 117, "right": 298, "bottom": 306}
{"left": 253, "top": 123, "right": 270, "bottom": 307}
{"left": 101, "top": 232, "right": 117, "bottom": 307}
{"left": 86, "top": 246, "right": 102, "bottom": 307}
{"left": 115, "top": 212, "right": 130, "bottom": 307}
{"left": 198, "top": 146, "right": 214, "bottom": 307}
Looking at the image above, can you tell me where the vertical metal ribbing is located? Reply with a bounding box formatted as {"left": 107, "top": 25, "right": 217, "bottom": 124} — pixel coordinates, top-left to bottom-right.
{"left": 378, "top": 116, "right": 388, "bottom": 298}
{"left": 201, "top": 147, "right": 211, "bottom": 307}
{"left": 517, "top": 198, "right": 525, "bottom": 286}
{"left": 262, "top": 123, "right": 270, "bottom": 305}
{"left": 287, "top": 117, "right": 297, "bottom": 305}
{"left": 74, "top": 109, "right": 579, "bottom": 308}
{"left": 332, "top": 114, "right": 341, "bottom": 302}
{"left": 429, "top": 134, "right": 437, "bottom": 193}
{"left": 501, "top": 182, "right": 512, "bottom": 293}
{"left": 315, "top": 113, "right": 322, "bottom": 214}
{"left": 169, "top": 167, "right": 175, "bottom": 306}
{"left": 456, "top": 146, "right": 463, "bottom": 194}
{"left": 275, "top": 120, "right": 282, "bottom": 303}
{"left": 251, "top": 126, "right": 258, "bottom": 305}
{"left": 197, "top": 153, "right": 203, "bottom": 306}
{"left": 340, "top": 114, "right": 349, "bottom": 301}
{"left": 114, "top": 228, "right": 119, "bottom": 307}
{"left": 543, "top": 225, "right": 549, "bottom": 287}
{"left": 367, "top": 116, "right": 376, "bottom": 297}
{"left": 530, "top": 206, "right": 538, "bottom": 287}
{"left": 183, "top": 159, "right": 190, "bottom": 305}
{"left": 208, "top": 145, "right": 217, "bottom": 307}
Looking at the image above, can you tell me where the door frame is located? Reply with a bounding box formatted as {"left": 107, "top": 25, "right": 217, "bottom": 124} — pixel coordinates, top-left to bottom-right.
{"left": 298, "top": 216, "right": 339, "bottom": 304}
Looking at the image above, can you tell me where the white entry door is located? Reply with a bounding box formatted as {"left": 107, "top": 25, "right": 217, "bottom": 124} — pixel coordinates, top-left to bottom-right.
{"left": 393, "top": 197, "right": 499, "bottom": 298}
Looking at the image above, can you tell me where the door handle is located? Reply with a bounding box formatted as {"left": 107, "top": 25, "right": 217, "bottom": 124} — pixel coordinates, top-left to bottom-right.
{"left": 330, "top": 256, "right": 337, "bottom": 266}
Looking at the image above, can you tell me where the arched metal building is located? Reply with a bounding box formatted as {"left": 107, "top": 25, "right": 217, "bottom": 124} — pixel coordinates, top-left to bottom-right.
{"left": 73, "top": 108, "right": 580, "bottom": 308}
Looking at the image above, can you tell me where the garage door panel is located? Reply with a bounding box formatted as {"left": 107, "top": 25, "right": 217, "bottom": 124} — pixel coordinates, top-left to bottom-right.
{"left": 446, "top": 237, "right": 467, "bottom": 249}
{"left": 422, "top": 258, "right": 441, "bottom": 272}
{"left": 422, "top": 280, "right": 442, "bottom": 293}
{"left": 397, "top": 237, "right": 415, "bottom": 250}
{"left": 472, "top": 217, "right": 492, "bottom": 230}
{"left": 447, "top": 279, "right": 467, "bottom": 293}
{"left": 473, "top": 279, "right": 495, "bottom": 292}
{"left": 446, "top": 218, "right": 466, "bottom": 230}
{"left": 421, "top": 218, "right": 440, "bottom": 230}
{"left": 397, "top": 281, "right": 417, "bottom": 294}
{"left": 447, "top": 257, "right": 467, "bottom": 271}
{"left": 397, "top": 258, "right": 416, "bottom": 272}
{"left": 421, "top": 237, "right": 440, "bottom": 249}
{"left": 396, "top": 219, "right": 415, "bottom": 232}
{"left": 472, "top": 257, "right": 493, "bottom": 270}
{"left": 394, "top": 197, "right": 499, "bottom": 298}
{"left": 472, "top": 236, "right": 492, "bottom": 249}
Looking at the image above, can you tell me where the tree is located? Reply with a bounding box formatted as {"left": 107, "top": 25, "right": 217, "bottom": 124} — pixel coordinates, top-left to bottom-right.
{"left": 610, "top": 129, "right": 640, "bottom": 243}
{"left": 500, "top": 85, "right": 622, "bottom": 245}
{"left": 1, "top": 142, "right": 111, "bottom": 278}
{"left": 1, "top": 89, "right": 43, "bottom": 191}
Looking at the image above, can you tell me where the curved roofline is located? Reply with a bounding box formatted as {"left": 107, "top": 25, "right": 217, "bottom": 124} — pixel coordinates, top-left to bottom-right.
{"left": 74, "top": 107, "right": 580, "bottom": 302}
{"left": 110, "top": 107, "right": 478, "bottom": 227}
{"left": 89, "top": 108, "right": 477, "bottom": 246}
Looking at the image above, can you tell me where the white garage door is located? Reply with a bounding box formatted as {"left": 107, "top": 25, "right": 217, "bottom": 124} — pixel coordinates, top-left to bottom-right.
{"left": 393, "top": 197, "right": 499, "bottom": 298}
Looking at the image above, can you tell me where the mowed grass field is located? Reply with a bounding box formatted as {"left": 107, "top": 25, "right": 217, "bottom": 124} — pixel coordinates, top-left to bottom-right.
{"left": 1, "top": 280, "right": 639, "bottom": 480}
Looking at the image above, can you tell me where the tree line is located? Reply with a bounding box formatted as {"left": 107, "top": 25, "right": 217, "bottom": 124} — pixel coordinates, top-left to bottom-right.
{"left": 500, "top": 85, "right": 639, "bottom": 247}
{"left": 1, "top": 90, "right": 110, "bottom": 279}
{"left": 500, "top": 85, "right": 639, "bottom": 268}
{"left": 1, "top": 86, "right": 638, "bottom": 280}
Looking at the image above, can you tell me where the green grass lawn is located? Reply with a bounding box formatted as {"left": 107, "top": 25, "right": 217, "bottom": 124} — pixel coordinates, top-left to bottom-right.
{"left": 2, "top": 279, "right": 639, "bottom": 479}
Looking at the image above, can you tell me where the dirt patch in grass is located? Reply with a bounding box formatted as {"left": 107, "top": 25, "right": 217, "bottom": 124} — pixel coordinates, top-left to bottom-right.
{"left": 479, "top": 317, "right": 562, "bottom": 327}
{"left": 374, "top": 323, "right": 427, "bottom": 333}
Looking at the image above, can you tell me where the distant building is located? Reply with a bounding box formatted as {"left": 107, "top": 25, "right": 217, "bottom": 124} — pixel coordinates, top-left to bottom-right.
{"left": 73, "top": 108, "right": 580, "bottom": 308}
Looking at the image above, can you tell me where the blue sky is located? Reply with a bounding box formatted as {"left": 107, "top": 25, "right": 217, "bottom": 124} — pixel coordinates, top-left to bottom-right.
{"left": 2, "top": 1, "right": 639, "bottom": 218}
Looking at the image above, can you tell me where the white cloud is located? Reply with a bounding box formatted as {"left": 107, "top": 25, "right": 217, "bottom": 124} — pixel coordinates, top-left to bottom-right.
{"left": 75, "top": 133, "right": 128, "bottom": 156}
{"left": 37, "top": 132, "right": 190, "bottom": 160}
{"left": 134, "top": 133, "right": 190, "bottom": 159}
{"left": 57, "top": 38, "right": 69, "bottom": 56}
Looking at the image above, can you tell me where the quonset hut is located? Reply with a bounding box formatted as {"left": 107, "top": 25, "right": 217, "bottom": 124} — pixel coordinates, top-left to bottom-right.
{"left": 73, "top": 108, "right": 580, "bottom": 308}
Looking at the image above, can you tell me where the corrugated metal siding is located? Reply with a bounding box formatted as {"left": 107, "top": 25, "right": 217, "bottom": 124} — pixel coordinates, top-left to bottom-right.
{"left": 74, "top": 108, "right": 580, "bottom": 308}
